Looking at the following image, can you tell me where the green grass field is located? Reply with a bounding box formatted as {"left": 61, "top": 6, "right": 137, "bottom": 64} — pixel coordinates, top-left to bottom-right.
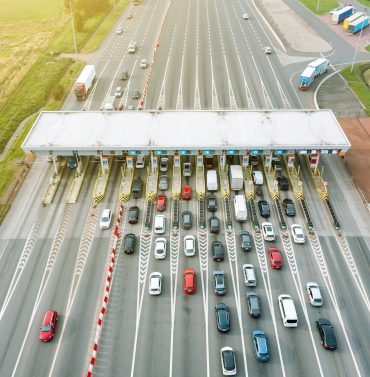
{"left": 299, "top": 0, "right": 339, "bottom": 15}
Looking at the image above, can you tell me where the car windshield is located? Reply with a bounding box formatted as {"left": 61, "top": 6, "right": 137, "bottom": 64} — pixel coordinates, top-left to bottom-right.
{"left": 211, "top": 219, "right": 218, "bottom": 227}
{"left": 41, "top": 324, "right": 51, "bottom": 332}
{"left": 224, "top": 351, "right": 235, "bottom": 370}
{"left": 242, "top": 234, "right": 250, "bottom": 242}
{"left": 101, "top": 216, "right": 109, "bottom": 222}
{"left": 265, "top": 226, "right": 272, "bottom": 232}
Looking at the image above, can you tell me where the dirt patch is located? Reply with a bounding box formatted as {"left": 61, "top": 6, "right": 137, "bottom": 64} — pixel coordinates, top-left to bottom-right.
{"left": 59, "top": 53, "right": 95, "bottom": 63}
{"left": 339, "top": 117, "right": 370, "bottom": 202}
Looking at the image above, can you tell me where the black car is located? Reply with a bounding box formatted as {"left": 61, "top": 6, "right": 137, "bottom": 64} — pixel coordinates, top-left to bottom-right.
{"left": 182, "top": 210, "right": 192, "bottom": 230}
{"left": 240, "top": 230, "right": 252, "bottom": 252}
{"left": 209, "top": 216, "right": 220, "bottom": 234}
{"left": 212, "top": 241, "right": 224, "bottom": 261}
{"left": 128, "top": 206, "right": 139, "bottom": 224}
{"left": 282, "top": 198, "right": 296, "bottom": 216}
{"left": 215, "top": 303, "right": 230, "bottom": 332}
{"left": 258, "top": 200, "right": 270, "bottom": 218}
{"left": 250, "top": 155, "right": 258, "bottom": 166}
{"left": 120, "top": 70, "right": 128, "bottom": 80}
{"left": 272, "top": 158, "right": 282, "bottom": 172}
{"left": 207, "top": 194, "right": 217, "bottom": 212}
{"left": 316, "top": 318, "right": 337, "bottom": 350}
{"left": 277, "top": 176, "right": 289, "bottom": 191}
{"left": 123, "top": 233, "right": 136, "bottom": 254}
{"left": 247, "top": 291, "right": 261, "bottom": 318}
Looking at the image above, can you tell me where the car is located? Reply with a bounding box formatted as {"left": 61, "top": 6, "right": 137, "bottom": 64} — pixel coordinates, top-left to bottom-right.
{"left": 183, "top": 268, "right": 196, "bottom": 294}
{"left": 156, "top": 194, "right": 166, "bottom": 212}
{"left": 272, "top": 158, "right": 282, "bottom": 172}
{"left": 140, "top": 59, "right": 148, "bottom": 69}
{"left": 268, "top": 246, "right": 283, "bottom": 269}
{"left": 264, "top": 46, "right": 272, "bottom": 54}
{"left": 182, "top": 210, "right": 192, "bottom": 229}
{"left": 209, "top": 216, "right": 220, "bottom": 234}
{"left": 316, "top": 318, "right": 337, "bottom": 350}
{"left": 128, "top": 206, "right": 139, "bottom": 224}
{"left": 250, "top": 155, "right": 258, "bottom": 166}
{"left": 116, "top": 26, "right": 123, "bottom": 34}
{"left": 291, "top": 224, "right": 305, "bottom": 244}
{"left": 149, "top": 272, "right": 162, "bottom": 295}
{"left": 132, "top": 89, "right": 140, "bottom": 99}
{"left": 258, "top": 200, "right": 270, "bottom": 218}
{"left": 277, "top": 175, "right": 289, "bottom": 191}
{"left": 114, "top": 86, "right": 123, "bottom": 98}
{"left": 247, "top": 291, "right": 261, "bottom": 318}
{"left": 205, "top": 155, "right": 214, "bottom": 169}
{"left": 160, "top": 157, "right": 169, "bottom": 172}
{"left": 212, "top": 241, "right": 224, "bottom": 261}
{"left": 306, "top": 282, "right": 323, "bottom": 307}
{"left": 159, "top": 175, "right": 168, "bottom": 191}
{"left": 252, "top": 330, "right": 270, "bottom": 362}
{"left": 120, "top": 70, "right": 128, "bottom": 80}
{"left": 213, "top": 270, "right": 226, "bottom": 295}
{"left": 243, "top": 264, "right": 257, "bottom": 286}
{"left": 261, "top": 222, "right": 275, "bottom": 241}
{"left": 207, "top": 194, "right": 217, "bottom": 212}
{"left": 184, "top": 235, "right": 196, "bottom": 256}
{"left": 126, "top": 105, "right": 134, "bottom": 110}
{"left": 128, "top": 42, "right": 136, "bottom": 53}
{"left": 240, "top": 230, "right": 252, "bottom": 251}
{"left": 220, "top": 346, "right": 237, "bottom": 376}
{"left": 154, "top": 237, "right": 167, "bottom": 259}
{"left": 39, "top": 310, "right": 58, "bottom": 341}
{"left": 154, "top": 214, "right": 166, "bottom": 234}
{"left": 183, "top": 162, "right": 192, "bottom": 176}
{"left": 242, "top": 13, "right": 249, "bottom": 19}
{"left": 136, "top": 155, "right": 145, "bottom": 168}
{"left": 123, "top": 233, "right": 136, "bottom": 254}
{"left": 282, "top": 198, "right": 296, "bottom": 216}
{"left": 215, "top": 303, "right": 230, "bottom": 332}
{"left": 182, "top": 185, "right": 192, "bottom": 200}
{"left": 66, "top": 158, "right": 77, "bottom": 168}
{"left": 99, "top": 209, "right": 112, "bottom": 229}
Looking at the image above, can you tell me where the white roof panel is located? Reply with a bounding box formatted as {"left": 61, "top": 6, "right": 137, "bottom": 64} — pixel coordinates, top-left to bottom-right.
{"left": 22, "top": 110, "right": 351, "bottom": 153}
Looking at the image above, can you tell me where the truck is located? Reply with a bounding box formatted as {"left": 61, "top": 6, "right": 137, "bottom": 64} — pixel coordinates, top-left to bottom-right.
{"left": 331, "top": 6, "right": 353, "bottom": 24}
{"left": 74, "top": 65, "right": 96, "bottom": 101}
{"left": 343, "top": 12, "right": 363, "bottom": 30}
{"left": 207, "top": 170, "right": 218, "bottom": 191}
{"left": 348, "top": 16, "right": 369, "bottom": 34}
{"left": 104, "top": 96, "right": 116, "bottom": 111}
{"left": 233, "top": 195, "right": 247, "bottom": 222}
{"left": 229, "top": 165, "right": 244, "bottom": 190}
{"left": 298, "top": 58, "right": 329, "bottom": 90}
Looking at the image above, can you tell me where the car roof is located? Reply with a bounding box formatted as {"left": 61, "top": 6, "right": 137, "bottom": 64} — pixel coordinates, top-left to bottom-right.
{"left": 43, "top": 310, "right": 55, "bottom": 323}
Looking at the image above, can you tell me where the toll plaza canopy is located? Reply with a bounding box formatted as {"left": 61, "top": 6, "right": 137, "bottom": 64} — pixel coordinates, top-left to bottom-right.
{"left": 22, "top": 110, "right": 351, "bottom": 156}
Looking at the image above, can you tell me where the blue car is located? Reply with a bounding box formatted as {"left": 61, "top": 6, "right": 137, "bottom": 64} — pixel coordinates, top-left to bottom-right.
{"left": 252, "top": 330, "right": 270, "bottom": 362}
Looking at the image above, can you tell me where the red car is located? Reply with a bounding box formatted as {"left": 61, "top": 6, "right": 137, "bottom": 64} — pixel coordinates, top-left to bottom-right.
{"left": 268, "top": 247, "right": 283, "bottom": 269}
{"left": 156, "top": 194, "right": 166, "bottom": 212}
{"left": 182, "top": 185, "right": 192, "bottom": 200}
{"left": 39, "top": 310, "right": 58, "bottom": 342}
{"left": 183, "top": 268, "right": 196, "bottom": 294}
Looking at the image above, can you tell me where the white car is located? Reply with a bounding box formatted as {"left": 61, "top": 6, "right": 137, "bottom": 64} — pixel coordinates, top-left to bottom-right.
{"left": 99, "top": 209, "right": 112, "bottom": 229}
{"left": 261, "top": 222, "right": 275, "bottom": 241}
{"left": 306, "top": 282, "right": 323, "bottom": 307}
{"left": 116, "top": 26, "right": 123, "bottom": 34}
{"left": 220, "top": 346, "right": 237, "bottom": 376}
{"left": 242, "top": 13, "right": 249, "bottom": 19}
{"left": 149, "top": 272, "right": 162, "bottom": 295}
{"left": 127, "top": 42, "right": 136, "bottom": 53}
{"left": 264, "top": 46, "right": 272, "bottom": 54}
{"left": 154, "top": 237, "right": 167, "bottom": 259}
{"left": 183, "top": 235, "right": 196, "bottom": 257}
{"left": 136, "top": 155, "right": 145, "bottom": 168}
{"left": 114, "top": 86, "right": 123, "bottom": 98}
{"left": 140, "top": 59, "right": 148, "bottom": 69}
{"left": 291, "top": 224, "right": 305, "bottom": 244}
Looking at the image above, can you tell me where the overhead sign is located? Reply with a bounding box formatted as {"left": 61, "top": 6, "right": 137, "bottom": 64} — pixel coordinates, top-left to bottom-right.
{"left": 202, "top": 150, "right": 215, "bottom": 155}
{"left": 179, "top": 150, "right": 191, "bottom": 155}
{"left": 154, "top": 150, "right": 167, "bottom": 155}
{"left": 128, "top": 150, "right": 140, "bottom": 155}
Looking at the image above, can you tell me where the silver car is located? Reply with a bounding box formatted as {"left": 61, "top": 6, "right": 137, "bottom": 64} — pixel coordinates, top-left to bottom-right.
{"left": 306, "top": 282, "right": 323, "bottom": 306}
{"left": 159, "top": 175, "right": 168, "bottom": 191}
{"left": 213, "top": 270, "right": 226, "bottom": 295}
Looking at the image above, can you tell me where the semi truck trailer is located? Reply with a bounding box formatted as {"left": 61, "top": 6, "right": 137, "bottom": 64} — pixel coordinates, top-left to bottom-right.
{"left": 229, "top": 165, "right": 244, "bottom": 190}
{"left": 332, "top": 6, "right": 353, "bottom": 24}
{"left": 343, "top": 12, "right": 363, "bottom": 30}
{"left": 74, "top": 65, "right": 96, "bottom": 100}
{"left": 298, "top": 58, "right": 329, "bottom": 90}
{"left": 348, "top": 16, "right": 369, "bottom": 34}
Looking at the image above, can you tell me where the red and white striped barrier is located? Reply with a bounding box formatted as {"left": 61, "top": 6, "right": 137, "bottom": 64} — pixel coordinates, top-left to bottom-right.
{"left": 86, "top": 203, "right": 124, "bottom": 377}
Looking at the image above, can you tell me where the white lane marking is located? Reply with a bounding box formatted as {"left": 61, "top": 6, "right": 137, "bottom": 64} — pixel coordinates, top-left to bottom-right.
{"left": 156, "top": 25, "right": 177, "bottom": 110}
{"left": 194, "top": 0, "right": 202, "bottom": 111}
{"left": 252, "top": 230, "right": 286, "bottom": 377}
{"left": 0, "top": 205, "right": 48, "bottom": 321}
{"left": 48, "top": 203, "right": 101, "bottom": 377}
{"left": 11, "top": 205, "right": 74, "bottom": 377}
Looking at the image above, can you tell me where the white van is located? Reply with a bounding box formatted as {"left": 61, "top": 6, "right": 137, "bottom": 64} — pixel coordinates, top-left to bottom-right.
{"left": 278, "top": 294, "right": 298, "bottom": 327}
{"left": 154, "top": 215, "right": 166, "bottom": 234}
{"left": 207, "top": 170, "right": 218, "bottom": 191}
{"left": 243, "top": 264, "right": 256, "bottom": 287}
{"left": 233, "top": 195, "right": 247, "bottom": 222}
{"left": 253, "top": 170, "right": 264, "bottom": 185}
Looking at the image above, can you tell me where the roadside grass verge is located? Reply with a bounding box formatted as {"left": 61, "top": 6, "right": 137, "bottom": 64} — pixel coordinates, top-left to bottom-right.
{"left": 341, "top": 63, "right": 370, "bottom": 115}
{"left": 299, "top": 0, "right": 339, "bottom": 15}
